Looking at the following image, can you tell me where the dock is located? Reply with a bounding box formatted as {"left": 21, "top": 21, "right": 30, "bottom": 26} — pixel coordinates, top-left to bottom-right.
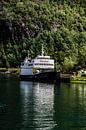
{"left": 59, "top": 74, "right": 70, "bottom": 82}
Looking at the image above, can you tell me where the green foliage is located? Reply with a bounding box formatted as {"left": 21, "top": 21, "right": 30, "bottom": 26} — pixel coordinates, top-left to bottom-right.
{"left": 0, "top": 0, "right": 86, "bottom": 71}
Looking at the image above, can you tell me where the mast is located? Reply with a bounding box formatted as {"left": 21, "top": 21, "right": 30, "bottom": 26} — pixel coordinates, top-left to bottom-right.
{"left": 42, "top": 44, "right": 44, "bottom": 56}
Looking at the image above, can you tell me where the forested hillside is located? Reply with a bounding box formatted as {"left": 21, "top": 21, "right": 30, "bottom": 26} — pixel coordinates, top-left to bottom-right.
{"left": 0, "top": 0, "right": 86, "bottom": 71}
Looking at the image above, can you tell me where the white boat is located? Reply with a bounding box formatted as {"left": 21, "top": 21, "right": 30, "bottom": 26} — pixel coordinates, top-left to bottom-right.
{"left": 20, "top": 45, "right": 59, "bottom": 82}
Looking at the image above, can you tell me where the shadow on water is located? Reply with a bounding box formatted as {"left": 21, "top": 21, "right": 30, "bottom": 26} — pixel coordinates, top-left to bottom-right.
{"left": 0, "top": 76, "right": 86, "bottom": 130}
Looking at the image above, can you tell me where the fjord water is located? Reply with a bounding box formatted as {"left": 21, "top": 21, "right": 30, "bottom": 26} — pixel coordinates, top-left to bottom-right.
{"left": 0, "top": 76, "right": 86, "bottom": 130}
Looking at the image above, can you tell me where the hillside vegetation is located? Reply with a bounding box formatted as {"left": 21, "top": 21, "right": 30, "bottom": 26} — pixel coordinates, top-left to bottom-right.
{"left": 0, "top": 0, "right": 86, "bottom": 72}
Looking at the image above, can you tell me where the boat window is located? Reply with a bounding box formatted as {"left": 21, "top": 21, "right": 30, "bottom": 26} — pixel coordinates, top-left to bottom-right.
{"left": 28, "top": 64, "right": 33, "bottom": 66}
{"left": 35, "top": 64, "right": 53, "bottom": 66}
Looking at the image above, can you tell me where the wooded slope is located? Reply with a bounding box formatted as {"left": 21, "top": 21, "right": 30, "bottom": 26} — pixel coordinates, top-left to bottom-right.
{"left": 0, "top": 0, "right": 86, "bottom": 71}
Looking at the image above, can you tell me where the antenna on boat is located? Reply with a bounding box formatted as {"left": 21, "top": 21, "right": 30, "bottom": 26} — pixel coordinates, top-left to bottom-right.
{"left": 42, "top": 44, "right": 44, "bottom": 56}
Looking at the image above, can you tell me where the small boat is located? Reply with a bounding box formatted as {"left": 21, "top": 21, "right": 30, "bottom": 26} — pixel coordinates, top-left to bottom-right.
{"left": 20, "top": 45, "right": 59, "bottom": 82}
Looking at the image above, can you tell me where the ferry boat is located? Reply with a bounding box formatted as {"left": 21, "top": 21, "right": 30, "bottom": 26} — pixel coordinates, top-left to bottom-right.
{"left": 20, "top": 45, "right": 59, "bottom": 82}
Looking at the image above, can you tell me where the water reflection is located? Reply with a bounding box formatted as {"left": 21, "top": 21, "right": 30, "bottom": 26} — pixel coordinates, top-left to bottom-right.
{"left": 71, "top": 83, "right": 86, "bottom": 99}
{"left": 20, "top": 81, "right": 34, "bottom": 129}
{"left": 33, "top": 83, "right": 56, "bottom": 130}
{"left": 0, "top": 76, "right": 22, "bottom": 130}
{"left": 1, "top": 76, "right": 86, "bottom": 130}
{"left": 20, "top": 81, "right": 56, "bottom": 130}
{"left": 54, "top": 83, "right": 86, "bottom": 130}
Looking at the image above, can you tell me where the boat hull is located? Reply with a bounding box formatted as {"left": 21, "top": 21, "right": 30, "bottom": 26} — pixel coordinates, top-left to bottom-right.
{"left": 20, "top": 71, "right": 60, "bottom": 83}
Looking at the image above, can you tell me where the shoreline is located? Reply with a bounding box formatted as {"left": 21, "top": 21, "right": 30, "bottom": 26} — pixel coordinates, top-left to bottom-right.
{"left": 0, "top": 68, "right": 20, "bottom": 75}
{"left": 1, "top": 68, "right": 86, "bottom": 84}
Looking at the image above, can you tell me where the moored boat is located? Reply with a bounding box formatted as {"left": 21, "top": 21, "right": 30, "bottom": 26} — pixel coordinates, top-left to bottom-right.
{"left": 20, "top": 45, "right": 59, "bottom": 82}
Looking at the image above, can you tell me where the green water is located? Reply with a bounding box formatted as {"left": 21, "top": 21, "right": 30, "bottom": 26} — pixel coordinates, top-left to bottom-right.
{"left": 0, "top": 76, "right": 86, "bottom": 130}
